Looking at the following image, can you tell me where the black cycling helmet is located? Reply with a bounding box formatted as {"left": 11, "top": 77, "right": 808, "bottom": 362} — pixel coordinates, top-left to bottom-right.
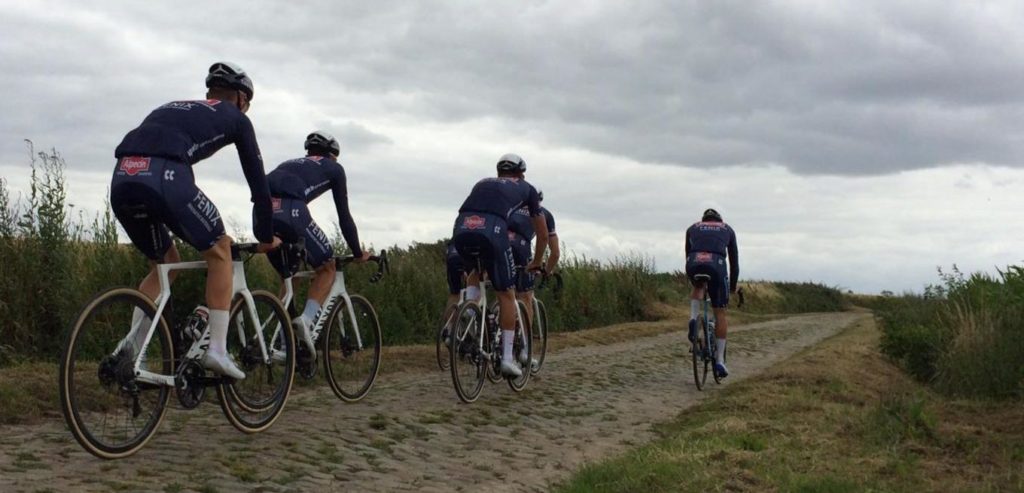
{"left": 496, "top": 153, "right": 527, "bottom": 173}
{"left": 304, "top": 130, "right": 341, "bottom": 156}
{"left": 702, "top": 208, "right": 722, "bottom": 222}
{"left": 205, "top": 61, "right": 254, "bottom": 101}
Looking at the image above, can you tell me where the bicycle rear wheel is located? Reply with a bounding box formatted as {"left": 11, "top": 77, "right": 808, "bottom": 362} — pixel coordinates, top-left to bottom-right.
{"left": 507, "top": 300, "right": 532, "bottom": 392}
{"left": 691, "top": 315, "right": 709, "bottom": 391}
{"left": 436, "top": 304, "right": 458, "bottom": 371}
{"left": 322, "top": 294, "right": 382, "bottom": 402}
{"left": 530, "top": 299, "right": 548, "bottom": 375}
{"left": 450, "top": 303, "right": 487, "bottom": 403}
{"left": 219, "top": 290, "right": 295, "bottom": 433}
{"left": 60, "top": 287, "right": 173, "bottom": 459}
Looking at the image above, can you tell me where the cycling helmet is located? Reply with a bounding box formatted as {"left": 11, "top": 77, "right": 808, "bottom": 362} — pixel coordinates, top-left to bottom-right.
{"left": 496, "top": 153, "right": 527, "bottom": 173}
{"left": 702, "top": 208, "right": 722, "bottom": 222}
{"left": 205, "top": 61, "right": 254, "bottom": 101}
{"left": 304, "top": 130, "right": 341, "bottom": 156}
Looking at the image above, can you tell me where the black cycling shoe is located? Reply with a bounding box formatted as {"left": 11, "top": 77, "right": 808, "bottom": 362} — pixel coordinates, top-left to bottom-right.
{"left": 687, "top": 319, "right": 697, "bottom": 343}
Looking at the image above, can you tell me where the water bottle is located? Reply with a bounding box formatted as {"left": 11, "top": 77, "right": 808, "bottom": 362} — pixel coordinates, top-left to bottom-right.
{"left": 184, "top": 305, "right": 209, "bottom": 342}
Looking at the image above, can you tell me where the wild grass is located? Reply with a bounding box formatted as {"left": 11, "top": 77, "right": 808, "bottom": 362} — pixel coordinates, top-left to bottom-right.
{"left": 870, "top": 266, "right": 1024, "bottom": 400}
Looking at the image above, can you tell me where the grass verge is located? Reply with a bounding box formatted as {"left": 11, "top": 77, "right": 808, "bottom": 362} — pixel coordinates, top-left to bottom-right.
{"left": 556, "top": 317, "right": 1024, "bottom": 493}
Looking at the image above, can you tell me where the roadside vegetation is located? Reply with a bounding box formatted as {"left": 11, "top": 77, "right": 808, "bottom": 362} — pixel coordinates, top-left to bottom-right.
{"left": 557, "top": 317, "right": 1024, "bottom": 492}
{"left": 867, "top": 266, "right": 1024, "bottom": 401}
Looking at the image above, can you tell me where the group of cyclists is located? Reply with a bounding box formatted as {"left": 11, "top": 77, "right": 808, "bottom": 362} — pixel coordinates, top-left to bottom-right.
{"left": 108, "top": 61, "right": 740, "bottom": 383}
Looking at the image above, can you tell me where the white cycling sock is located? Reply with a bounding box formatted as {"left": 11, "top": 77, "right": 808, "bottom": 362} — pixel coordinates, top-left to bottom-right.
{"left": 128, "top": 307, "right": 152, "bottom": 353}
{"left": 716, "top": 338, "right": 727, "bottom": 365}
{"left": 466, "top": 286, "right": 481, "bottom": 302}
{"left": 302, "top": 299, "right": 321, "bottom": 322}
{"left": 502, "top": 329, "right": 514, "bottom": 363}
{"left": 207, "top": 309, "right": 230, "bottom": 355}
{"left": 690, "top": 300, "right": 699, "bottom": 320}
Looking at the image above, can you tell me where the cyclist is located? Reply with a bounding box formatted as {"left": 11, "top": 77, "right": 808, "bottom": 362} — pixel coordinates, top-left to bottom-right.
{"left": 508, "top": 189, "right": 559, "bottom": 368}
{"left": 264, "top": 130, "right": 370, "bottom": 361}
{"left": 451, "top": 153, "right": 548, "bottom": 377}
{"left": 685, "top": 208, "right": 738, "bottom": 378}
{"left": 110, "top": 62, "right": 280, "bottom": 380}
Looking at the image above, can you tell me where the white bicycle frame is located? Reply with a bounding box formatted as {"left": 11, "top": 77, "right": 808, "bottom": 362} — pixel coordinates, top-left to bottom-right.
{"left": 279, "top": 266, "right": 366, "bottom": 351}
{"left": 458, "top": 280, "right": 526, "bottom": 360}
{"left": 131, "top": 259, "right": 272, "bottom": 387}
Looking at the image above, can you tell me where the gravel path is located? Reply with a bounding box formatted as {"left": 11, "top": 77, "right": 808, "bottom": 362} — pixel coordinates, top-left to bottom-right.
{"left": 0, "top": 311, "right": 866, "bottom": 493}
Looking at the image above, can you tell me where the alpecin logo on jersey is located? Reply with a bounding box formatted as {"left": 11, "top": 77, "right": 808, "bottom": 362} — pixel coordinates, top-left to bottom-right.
{"left": 696, "top": 252, "right": 713, "bottom": 263}
{"left": 119, "top": 157, "right": 151, "bottom": 176}
{"left": 462, "top": 215, "right": 486, "bottom": 230}
{"left": 271, "top": 198, "right": 282, "bottom": 211}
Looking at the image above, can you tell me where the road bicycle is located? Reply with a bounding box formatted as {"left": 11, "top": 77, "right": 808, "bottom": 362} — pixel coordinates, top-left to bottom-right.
{"left": 690, "top": 273, "right": 725, "bottom": 390}
{"left": 448, "top": 256, "right": 532, "bottom": 403}
{"left": 59, "top": 243, "right": 296, "bottom": 459}
{"left": 279, "top": 247, "right": 388, "bottom": 402}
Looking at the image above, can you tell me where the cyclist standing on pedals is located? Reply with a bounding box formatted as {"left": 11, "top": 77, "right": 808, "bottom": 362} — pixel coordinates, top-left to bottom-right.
{"left": 507, "top": 189, "right": 559, "bottom": 370}
{"left": 110, "top": 62, "right": 281, "bottom": 380}
{"left": 263, "top": 131, "right": 370, "bottom": 364}
{"left": 452, "top": 153, "right": 548, "bottom": 378}
{"left": 685, "top": 208, "right": 738, "bottom": 378}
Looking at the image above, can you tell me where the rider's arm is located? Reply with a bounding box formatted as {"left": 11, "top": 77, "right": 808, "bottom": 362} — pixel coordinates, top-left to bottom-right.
{"left": 543, "top": 210, "right": 559, "bottom": 273}
{"left": 235, "top": 114, "right": 273, "bottom": 243}
{"left": 527, "top": 187, "right": 546, "bottom": 266}
{"left": 684, "top": 225, "right": 693, "bottom": 258}
{"left": 728, "top": 227, "right": 739, "bottom": 292}
{"left": 331, "top": 166, "right": 363, "bottom": 257}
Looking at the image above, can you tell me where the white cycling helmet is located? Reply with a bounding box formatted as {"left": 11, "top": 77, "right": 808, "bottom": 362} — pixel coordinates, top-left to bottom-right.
{"left": 496, "top": 153, "right": 526, "bottom": 173}
{"left": 304, "top": 130, "right": 341, "bottom": 156}
{"left": 205, "top": 61, "right": 254, "bottom": 101}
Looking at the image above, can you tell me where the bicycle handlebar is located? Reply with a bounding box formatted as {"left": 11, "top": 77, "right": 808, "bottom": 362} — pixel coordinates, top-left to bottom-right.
{"left": 335, "top": 250, "right": 390, "bottom": 283}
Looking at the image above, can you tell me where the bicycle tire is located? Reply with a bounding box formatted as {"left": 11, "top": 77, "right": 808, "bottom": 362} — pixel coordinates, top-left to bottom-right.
{"left": 530, "top": 299, "right": 548, "bottom": 375}
{"left": 692, "top": 315, "right": 709, "bottom": 391}
{"left": 449, "top": 302, "right": 486, "bottom": 403}
{"left": 436, "top": 304, "right": 458, "bottom": 371}
{"left": 485, "top": 301, "right": 503, "bottom": 384}
{"left": 60, "top": 287, "right": 173, "bottom": 459}
{"left": 322, "top": 294, "right": 382, "bottom": 402}
{"left": 507, "top": 300, "right": 532, "bottom": 392}
{"left": 218, "top": 290, "right": 296, "bottom": 433}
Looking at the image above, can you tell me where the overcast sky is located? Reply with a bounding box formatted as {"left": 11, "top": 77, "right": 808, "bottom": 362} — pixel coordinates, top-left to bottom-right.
{"left": 3, "top": 0, "right": 1024, "bottom": 293}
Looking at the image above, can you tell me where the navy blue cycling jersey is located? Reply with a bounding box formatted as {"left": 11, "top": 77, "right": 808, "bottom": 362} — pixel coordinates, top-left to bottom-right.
{"left": 685, "top": 221, "right": 739, "bottom": 288}
{"left": 114, "top": 98, "right": 272, "bottom": 242}
{"left": 267, "top": 156, "right": 361, "bottom": 256}
{"left": 508, "top": 206, "right": 556, "bottom": 241}
{"left": 458, "top": 177, "right": 541, "bottom": 222}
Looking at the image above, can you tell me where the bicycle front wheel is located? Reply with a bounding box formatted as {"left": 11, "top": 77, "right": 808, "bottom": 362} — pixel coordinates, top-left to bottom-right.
{"left": 218, "top": 290, "right": 295, "bottom": 433}
{"left": 692, "top": 315, "right": 709, "bottom": 391}
{"left": 450, "top": 302, "right": 486, "bottom": 403}
{"left": 60, "top": 287, "right": 173, "bottom": 459}
{"left": 322, "top": 294, "right": 382, "bottom": 402}
{"left": 436, "top": 304, "right": 458, "bottom": 371}
{"left": 530, "top": 299, "right": 548, "bottom": 375}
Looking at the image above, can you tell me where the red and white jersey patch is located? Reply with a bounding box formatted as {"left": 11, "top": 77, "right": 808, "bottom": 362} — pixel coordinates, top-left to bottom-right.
{"left": 119, "top": 156, "right": 151, "bottom": 176}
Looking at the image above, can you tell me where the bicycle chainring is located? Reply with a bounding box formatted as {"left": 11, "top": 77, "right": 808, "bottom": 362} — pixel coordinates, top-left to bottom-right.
{"left": 175, "top": 359, "right": 207, "bottom": 409}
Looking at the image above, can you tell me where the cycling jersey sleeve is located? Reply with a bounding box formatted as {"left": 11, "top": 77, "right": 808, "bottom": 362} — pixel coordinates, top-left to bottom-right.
{"left": 235, "top": 115, "right": 273, "bottom": 243}
{"left": 526, "top": 185, "right": 541, "bottom": 217}
{"left": 332, "top": 166, "right": 363, "bottom": 257}
{"left": 544, "top": 209, "right": 557, "bottom": 237}
{"left": 727, "top": 226, "right": 739, "bottom": 290}
{"left": 684, "top": 225, "right": 693, "bottom": 258}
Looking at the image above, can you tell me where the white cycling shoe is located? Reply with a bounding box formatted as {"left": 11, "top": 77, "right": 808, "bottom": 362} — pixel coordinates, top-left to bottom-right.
{"left": 292, "top": 317, "right": 317, "bottom": 359}
{"left": 203, "top": 351, "right": 245, "bottom": 380}
{"left": 500, "top": 359, "right": 523, "bottom": 378}
{"left": 518, "top": 349, "right": 538, "bottom": 372}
